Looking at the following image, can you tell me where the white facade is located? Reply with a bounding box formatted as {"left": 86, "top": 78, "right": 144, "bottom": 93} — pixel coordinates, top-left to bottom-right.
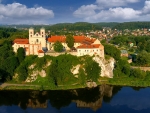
{"left": 13, "top": 28, "right": 45, "bottom": 56}
{"left": 77, "top": 45, "right": 104, "bottom": 58}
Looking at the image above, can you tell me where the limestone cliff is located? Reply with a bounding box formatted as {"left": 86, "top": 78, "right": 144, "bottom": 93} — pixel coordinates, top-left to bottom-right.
{"left": 93, "top": 56, "right": 115, "bottom": 78}
{"left": 15, "top": 55, "right": 114, "bottom": 83}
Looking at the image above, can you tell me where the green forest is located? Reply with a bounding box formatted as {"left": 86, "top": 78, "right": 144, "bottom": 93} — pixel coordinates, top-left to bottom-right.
{"left": 113, "top": 22, "right": 150, "bottom": 30}
{"left": 2, "top": 21, "right": 150, "bottom": 31}
{"left": 110, "top": 35, "right": 150, "bottom": 66}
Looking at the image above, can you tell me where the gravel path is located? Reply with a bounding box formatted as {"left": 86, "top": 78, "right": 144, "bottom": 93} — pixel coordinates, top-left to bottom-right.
{"left": 0, "top": 83, "right": 39, "bottom": 88}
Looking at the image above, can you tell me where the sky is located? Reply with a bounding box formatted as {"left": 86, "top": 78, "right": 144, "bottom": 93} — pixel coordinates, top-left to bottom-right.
{"left": 0, "top": 0, "right": 150, "bottom": 24}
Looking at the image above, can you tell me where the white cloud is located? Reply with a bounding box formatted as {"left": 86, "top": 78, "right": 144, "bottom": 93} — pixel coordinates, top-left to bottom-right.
{"left": 143, "top": 0, "right": 150, "bottom": 14}
{"left": 0, "top": 3, "right": 54, "bottom": 24}
{"left": 96, "top": 0, "right": 140, "bottom": 8}
{"left": 73, "top": 4, "right": 98, "bottom": 18}
{"left": 73, "top": 0, "right": 150, "bottom": 22}
{"left": 85, "top": 7, "right": 141, "bottom": 22}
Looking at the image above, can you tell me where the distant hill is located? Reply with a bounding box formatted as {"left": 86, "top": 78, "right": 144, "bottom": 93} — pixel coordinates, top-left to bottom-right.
{"left": 2, "top": 22, "right": 150, "bottom": 31}
{"left": 93, "top": 22, "right": 119, "bottom": 28}
{"left": 113, "top": 22, "right": 150, "bottom": 30}
{"left": 46, "top": 22, "right": 102, "bottom": 31}
{"left": 1, "top": 22, "right": 103, "bottom": 31}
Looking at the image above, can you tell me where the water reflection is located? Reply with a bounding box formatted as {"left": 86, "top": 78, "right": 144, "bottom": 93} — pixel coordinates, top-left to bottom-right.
{"left": 73, "top": 85, "right": 113, "bottom": 111}
{"left": 0, "top": 85, "right": 114, "bottom": 111}
{"left": 1, "top": 85, "right": 150, "bottom": 113}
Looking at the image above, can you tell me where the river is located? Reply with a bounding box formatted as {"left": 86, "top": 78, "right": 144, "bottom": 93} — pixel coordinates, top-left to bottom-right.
{"left": 0, "top": 85, "right": 150, "bottom": 113}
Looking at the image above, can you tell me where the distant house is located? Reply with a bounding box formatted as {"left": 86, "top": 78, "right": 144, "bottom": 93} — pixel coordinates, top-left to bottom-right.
{"left": 120, "top": 50, "right": 128, "bottom": 57}
{"left": 77, "top": 44, "right": 104, "bottom": 58}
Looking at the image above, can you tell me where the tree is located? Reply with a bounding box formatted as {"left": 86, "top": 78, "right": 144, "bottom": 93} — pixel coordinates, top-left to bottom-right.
{"left": 85, "top": 57, "right": 101, "bottom": 82}
{"left": 17, "top": 47, "right": 25, "bottom": 63}
{"left": 17, "top": 65, "right": 28, "bottom": 81}
{"left": 2, "top": 56, "right": 19, "bottom": 77}
{"left": 66, "top": 35, "right": 74, "bottom": 49}
{"left": 104, "top": 44, "right": 121, "bottom": 61}
{"left": 136, "top": 51, "right": 150, "bottom": 66}
{"left": 130, "top": 68, "right": 146, "bottom": 79}
{"left": 53, "top": 41, "right": 63, "bottom": 52}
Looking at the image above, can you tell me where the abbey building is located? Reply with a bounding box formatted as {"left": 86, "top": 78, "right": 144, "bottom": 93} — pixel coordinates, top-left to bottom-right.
{"left": 13, "top": 28, "right": 104, "bottom": 58}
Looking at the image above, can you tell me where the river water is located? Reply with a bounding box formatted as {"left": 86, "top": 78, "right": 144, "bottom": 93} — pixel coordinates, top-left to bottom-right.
{"left": 0, "top": 85, "right": 150, "bottom": 113}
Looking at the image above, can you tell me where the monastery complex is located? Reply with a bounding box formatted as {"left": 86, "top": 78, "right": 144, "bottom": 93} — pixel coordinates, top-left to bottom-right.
{"left": 12, "top": 28, "right": 104, "bottom": 58}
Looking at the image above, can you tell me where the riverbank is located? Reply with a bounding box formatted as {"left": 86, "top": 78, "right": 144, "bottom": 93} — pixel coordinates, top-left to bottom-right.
{"left": 1, "top": 77, "right": 150, "bottom": 90}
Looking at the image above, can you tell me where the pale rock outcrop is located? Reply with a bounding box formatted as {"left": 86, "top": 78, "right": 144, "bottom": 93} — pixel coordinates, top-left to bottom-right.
{"left": 26, "top": 69, "right": 46, "bottom": 82}
{"left": 28, "top": 64, "right": 36, "bottom": 69}
{"left": 26, "top": 71, "right": 38, "bottom": 82}
{"left": 86, "top": 82, "right": 97, "bottom": 88}
{"left": 38, "top": 69, "right": 46, "bottom": 77}
{"left": 71, "top": 65, "right": 80, "bottom": 76}
{"left": 93, "top": 56, "right": 114, "bottom": 78}
{"left": 43, "top": 61, "right": 51, "bottom": 68}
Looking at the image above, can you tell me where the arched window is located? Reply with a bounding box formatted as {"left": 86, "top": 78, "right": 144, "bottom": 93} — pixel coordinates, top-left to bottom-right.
{"left": 36, "top": 39, "right": 39, "bottom": 42}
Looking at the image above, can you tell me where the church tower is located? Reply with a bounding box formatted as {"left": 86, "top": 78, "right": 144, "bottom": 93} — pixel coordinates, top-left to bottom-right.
{"left": 40, "top": 28, "right": 46, "bottom": 49}
{"left": 29, "top": 28, "right": 34, "bottom": 44}
{"left": 40, "top": 27, "right": 45, "bottom": 38}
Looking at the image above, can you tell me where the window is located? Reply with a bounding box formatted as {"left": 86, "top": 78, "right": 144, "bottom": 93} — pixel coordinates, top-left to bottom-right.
{"left": 42, "top": 32, "right": 43, "bottom": 34}
{"left": 42, "top": 35, "right": 43, "bottom": 37}
{"left": 36, "top": 39, "right": 39, "bottom": 42}
{"left": 30, "top": 35, "right": 32, "bottom": 37}
{"left": 36, "top": 34, "right": 38, "bottom": 36}
{"left": 30, "top": 32, "right": 32, "bottom": 34}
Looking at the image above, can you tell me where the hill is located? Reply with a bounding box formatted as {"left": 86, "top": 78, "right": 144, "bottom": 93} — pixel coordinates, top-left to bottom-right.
{"left": 94, "top": 22, "right": 119, "bottom": 28}
{"left": 113, "top": 22, "right": 150, "bottom": 30}
{"left": 46, "top": 22, "right": 102, "bottom": 31}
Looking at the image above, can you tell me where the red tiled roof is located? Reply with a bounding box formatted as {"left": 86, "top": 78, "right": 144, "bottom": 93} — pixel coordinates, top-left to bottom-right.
{"left": 14, "top": 39, "right": 29, "bottom": 44}
{"left": 47, "top": 35, "right": 97, "bottom": 44}
{"left": 82, "top": 38, "right": 96, "bottom": 45}
{"left": 38, "top": 50, "right": 44, "bottom": 53}
{"left": 73, "top": 36, "right": 86, "bottom": 43}
{"left": 77, "top": 44, "right": 103, "bottom": 49}
{"left": 47, "top": 36, "right": 66, "bottom": 42}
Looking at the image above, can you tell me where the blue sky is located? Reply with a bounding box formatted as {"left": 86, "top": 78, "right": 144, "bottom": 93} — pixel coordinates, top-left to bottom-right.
{"left": 0, "top": 0, "right": 149, "bottom": 24}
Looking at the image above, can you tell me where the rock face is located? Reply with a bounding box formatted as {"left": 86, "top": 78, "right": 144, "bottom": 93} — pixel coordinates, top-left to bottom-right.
{"left": 93, "top": 56, "right": 115, "bottom": 78}
{"left": 71, "top": 64, "right": 80, "bottom": 77}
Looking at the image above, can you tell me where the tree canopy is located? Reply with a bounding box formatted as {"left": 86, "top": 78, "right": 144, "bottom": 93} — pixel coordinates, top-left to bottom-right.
{"left": 66, "top": 35, "right": 74, "bottom": 49}
{"left": 104, "top": 44, "right": 121, "bottom": 61}
{"left": 17, "top": 47, "right": 25, "bottom": 63}
{"left": 53, "top": 41, "right": 63, "bottom": 52}
{"left": 136, "top": 51, "right": 150, "bottom": 66}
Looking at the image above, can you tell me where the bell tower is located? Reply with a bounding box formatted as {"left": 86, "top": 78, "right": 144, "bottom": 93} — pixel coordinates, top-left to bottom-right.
{"left": 29, "top": 28, "right": 34, "bottom": 44}
{"left": 40, "top": 27, "right": 45, "bottom": 38}
{"left": 40, "top": 28, "right": 46, "bottom": 48}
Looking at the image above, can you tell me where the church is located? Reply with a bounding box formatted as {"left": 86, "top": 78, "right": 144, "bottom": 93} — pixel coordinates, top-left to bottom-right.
{"left": 12, "top": 28, "right": 104, "bottom": 58}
